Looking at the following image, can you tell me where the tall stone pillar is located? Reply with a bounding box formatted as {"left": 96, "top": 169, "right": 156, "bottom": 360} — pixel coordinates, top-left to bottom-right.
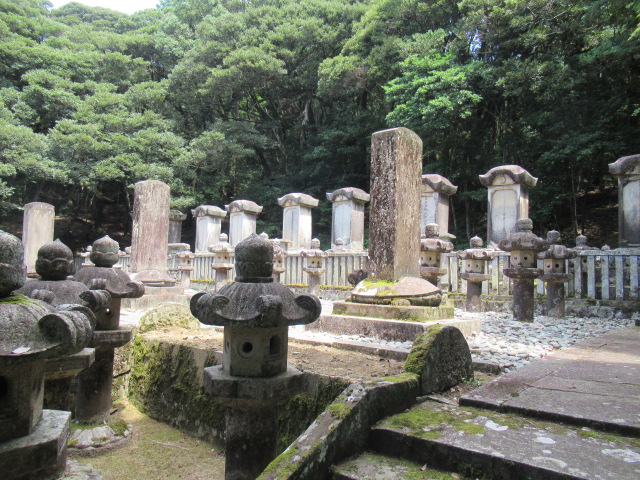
{"left": 22, "top": 202, "right": 55, "bottom": 276}
{"left": 420, "top": 174, "right": 457, "bottom": 239}
{"left": 168, "top": 209, "right": 187, "bottom": 244}
{"left": 609, "top": 154, "right": 640, "bottom": 247}
{"left": 326, "top": 187, "right": 369, "bottom": 251}
{"left": 277, "top": 193, "right": 319, "bottom": 250}
{"left": 479, "top": 165, "right": 538, "bottom": 246}
{"left": 369, "top": 127, "right": 422, "bottom": 280}
{"left": 191, "top": 205, "right": 226, "bottom": 252}
{"left": 130, "top": 180, "right": 174, "bottom": 285}
{"left": 225, "top": 200, "right": 263, "bottom": 247}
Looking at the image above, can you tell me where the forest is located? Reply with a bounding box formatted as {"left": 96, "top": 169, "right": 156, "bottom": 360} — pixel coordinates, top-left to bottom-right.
{"left": 1, "top": 0, "right": 639, "bottom": 249}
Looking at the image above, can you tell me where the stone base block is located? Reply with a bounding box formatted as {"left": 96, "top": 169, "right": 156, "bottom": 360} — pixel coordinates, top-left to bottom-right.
{"left": 44, "top": 348, "right": 95, "bottom": 381}
{"left": 121, "top": 286, "right": 189, "bottom": 310}
{"left": 0, "top": 410, "right": 70, "bottom": 480}
{"left": 307, "top": 314, "right": 480, "bottom": 342}
{"left": 333, "top": 301, "right": 454, "bottom": 321}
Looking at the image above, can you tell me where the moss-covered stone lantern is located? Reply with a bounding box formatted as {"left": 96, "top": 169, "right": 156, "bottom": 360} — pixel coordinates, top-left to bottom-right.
{"left": 301, "top": 238, "right": 327, "bottom": 296}
{"left": 538, "top": 231, "right": 577, "bottom": 317}
{"left": 456, "top": 236, "right": 496, "bottom": 311}
{"left": 419, "top": 223, "right": 453, "bottom": 288}
{"left": 209, "top": 233, "right": 234, "bottom": 291}
{"left": 0, "top": 230, "right": 95, "bottom": 479}
{"left": 498, "top": 218, "right": 548, "bottom": 322}
{"left": 190, "top": 234, "right": 321, "bottom": 479}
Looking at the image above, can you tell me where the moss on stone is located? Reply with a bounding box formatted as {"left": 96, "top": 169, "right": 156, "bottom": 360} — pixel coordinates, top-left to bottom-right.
{"left": 380, "top": 372, "right": 419, "bottom": 384}
{"left": 259, "top": 444, "right": 300, "bottom": 478}
{"left": 403, "top": 325, "right": 443, "bottom": 375}
{"left": 327, "top": 401, "right": 352, "bottom": 420}
{"left": 138, "top": 303, "right": 200, "bottom": 333}
{"left": 0, "top": 294, "right": 37, "bottom": 305}
{"left": 578, "top": 428, "right": 640, "bottom": 448}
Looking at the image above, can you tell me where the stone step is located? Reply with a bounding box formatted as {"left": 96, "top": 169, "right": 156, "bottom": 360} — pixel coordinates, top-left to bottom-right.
{"left": 368, "top": 400, "right": 640, "bottom": 480}
{"left": 332, "top": 452, "right": 460, "bottom": 480}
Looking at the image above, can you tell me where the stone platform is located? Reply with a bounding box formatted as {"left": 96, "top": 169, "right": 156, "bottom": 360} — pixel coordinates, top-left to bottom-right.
{"left": 306, "top": 313, "right": 480, "bottom": 342}
{"left": 332, "top": 301, "right": 454, "bottom": 321}
{"left": 460, "top": 326, "right": 640, "bottom": 436}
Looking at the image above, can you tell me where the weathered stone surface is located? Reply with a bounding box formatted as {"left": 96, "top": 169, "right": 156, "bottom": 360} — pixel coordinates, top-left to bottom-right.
{"left": 609, "top": 154, "right": 640, "bottom": 246}
{"left": 351, "top": 277, "right": 441, "bottom": 306}
{"left": 0, "top": 230, "right": 27, "bottom": 296}
{"left": 368, "top": 128, "right": 422, "bottom": 280}
{"left": 326, "top": 188, "right": 369, "bottom": 251}
{"left": 404, "top": 325, "right": 473, "bottom": 395}
{"left": 420, "top": 174, "right": 457, "bottom": 238}
{"left": 0, "top": 409, "right": 70, "bottom": 480}
{"left": 278, "top": 193, "right": 319, "bottom": 250}
{"left": 191, "top": 205, "right": 226, "bottom": 252}
{"left": 130, "top": 180, "right": 172, "bottom": 279}
{"left": 226, "top": 200, "right": 263, "bottom": 247}
{"left": 22, "top": 202, "right": 55, "bottom": 276}
{"left": 168, "top": 209, "right": 187, "bottom": 244}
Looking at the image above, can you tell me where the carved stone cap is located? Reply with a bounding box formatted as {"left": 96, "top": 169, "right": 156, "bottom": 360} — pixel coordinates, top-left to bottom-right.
{"left": 90, "top": 236, "right": 120, "bottom": 267}
{"left": 326, "top": 187, "right": 370, "bottom": 203}
{"left": 479, "top": 165, "right": 538, "bottom": 188}
{"left": 470, "top": 236, "right": 483, "bottom": 248}
{"left": 538, "top": 244, "right": 577, "bottom": 260}
{"left": 234, "top": 234, "right": 274, "bottom": 282}
{"left": 191, "top": 205, "right": 227, "bottom": 218}
{"left": 421, "top": 174, "right": 458, "bottom": 195}
{"left": 36, "top": 239, "right": 74, "bottom": 280}
{"left": 456, "top": 236, "right": 497, "bottom": 260}
{"left": 225, "top": 199, "right": 263, "bottom": 214}
{"left": 277, "top": 193, "right": 319, "bottom": 208}
{"left": 169, "top": 209, "right": 187, "bottom": 221}
{"left": 0, "top": 230, "right": 26, "bottom": 296}
{"left": 301, "top": 239, "right": 327, "bottom": 258}
{"left": 498, "top": 218, "right": 548, "bottom": 252}
{"left": 609, "top": 154, "right": 640, "bottom": 177}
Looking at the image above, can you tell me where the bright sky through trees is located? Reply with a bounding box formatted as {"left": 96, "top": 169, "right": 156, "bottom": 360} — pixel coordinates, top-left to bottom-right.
{"left": 49, "top": 0, "right": 158, "bottom": 14}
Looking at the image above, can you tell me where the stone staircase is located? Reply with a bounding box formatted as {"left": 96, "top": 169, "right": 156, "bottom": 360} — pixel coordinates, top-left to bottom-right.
{"left": 332, "top": 398, "right": 640, "bottom": 480}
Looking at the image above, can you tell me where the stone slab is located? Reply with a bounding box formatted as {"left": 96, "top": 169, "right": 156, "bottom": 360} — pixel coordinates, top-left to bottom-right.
{"left": 371, "top": 400, "right": 640, "bottom": 480}
{"left": 334, "top": 452, "right": 454, "bottom": 480}
{"left": 0, "top": 409, "right": 70, "bottom": 480}
{"left": 90, "top": 328, "right": 132, "bottom": 349}
{"left": 333, "top": 301, "right": 454, "bottom": 321}
{"left": 44, "top": 348, "right": 95, "bottom": 380}
{"left": 461, "top": 327, "right": 640, "bottom": 435}
{"left": 307, "top": 314, "right": 481, "bottom": 342}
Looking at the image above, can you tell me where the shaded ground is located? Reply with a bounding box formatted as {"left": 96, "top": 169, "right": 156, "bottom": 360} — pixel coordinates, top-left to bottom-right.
{"left": 73, "top": 401, "right": 225, "bottom": 480}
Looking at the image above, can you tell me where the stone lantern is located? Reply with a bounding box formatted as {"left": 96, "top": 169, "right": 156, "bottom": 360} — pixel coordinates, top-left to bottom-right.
{"left": 301, "top": 238, "right": 327, "bottom": 296}
{"left": 271, "top": 238, "right": 287, "bottom": 283}
{"left": 419, "top": 223, "right": 453, "bottom": 288}
{"left": 498, "top": 218, "right": 548, "bottom": 322}
{"left": 538, "top": 231, "right": 577, "bottom": 317}
{"left": 456, "top": 236, "right": 497, "bottom": 312}
{"left": 15, "top": 239, "right": 111, "bottom": 411}
{"left": 0, "top": 230, "right": 95, "bottom": 479}
{"left": 190, "top": 234, "right": 321, "bottom": 480}
{"left": 73, "top": 235, "right": 145, "bottom": 423}
{"left": 80, "top": 245, "right": 94, "bottom": 267}
{"left": 176, "top": 245, "right": 195, "bottom": 289}
{"left": 209, "top": 233, "right": 234, "bottom": 291}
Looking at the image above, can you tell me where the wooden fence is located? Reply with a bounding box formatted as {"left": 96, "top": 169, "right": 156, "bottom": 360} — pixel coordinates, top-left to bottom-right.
{"left": 75, "top": 248, "right": 639, "bottom": 302}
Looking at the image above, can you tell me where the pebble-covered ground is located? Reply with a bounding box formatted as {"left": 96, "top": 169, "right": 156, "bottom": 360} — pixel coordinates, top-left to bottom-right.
{"left": 289, "top": 301, "right": 637, "bottom": 372}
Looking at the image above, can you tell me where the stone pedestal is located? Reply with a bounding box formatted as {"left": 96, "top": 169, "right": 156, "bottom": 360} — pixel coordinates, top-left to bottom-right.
{"left": 499, "top": 219, "right": 547, "bottom": 322}
{"left": 277, "top": 193, "right": 319, "bottom": 251}
{"left": 479, "top": 165, "right": 537, "bottom": 246}
{"left": 609, "top": 154, "right": 640, "bottom": 247}
{"left": 226, "top": 200, "right": 263, "bottom": 247}
{"left": 130, "top": 180, "right": 174, "bottom": 285}
{"left": 168, "top": 210, "right": 187, "bottom": 244}
{"left": 192, "top": 205, "right": 227, "bottom": 253}
{"left": 22, "top": 202, "right": 55, "bottom": 276}
{"left": 209, "top": 234, "right": 234, "bottom": 292}
{"left": 176, "top": 246, "right": 195, "bottom": 289}
{"left": 326, "top": 188, "right": 369, "bottom": 251}
{"left": 369, "top": 128, "right": 422, "bottom": 279}
{"left": 420, "top": 174, "right": 457, "bottom": 239}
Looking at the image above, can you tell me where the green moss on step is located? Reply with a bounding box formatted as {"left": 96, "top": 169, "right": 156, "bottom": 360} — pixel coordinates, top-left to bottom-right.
{"left": 259, "top": 444, "right": 300, "bottom": 478}
{"left": 404, "top": 325, "right": 443, "bottom": 374}
{"left": 380, "top": 372, "right": 419, "bottom": 384}
{"left": 327, "top": 401, "right": 352, "bottom": 420}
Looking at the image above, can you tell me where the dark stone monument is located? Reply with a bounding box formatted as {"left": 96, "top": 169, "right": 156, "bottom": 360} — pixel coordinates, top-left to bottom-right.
{"left": 190, "top": 234, "right": 321, "bottom": 480}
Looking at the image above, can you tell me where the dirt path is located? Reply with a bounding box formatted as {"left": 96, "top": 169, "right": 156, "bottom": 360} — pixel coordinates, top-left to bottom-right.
{"left": 73, "top": 401, "right": 225, "bottom": 480}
